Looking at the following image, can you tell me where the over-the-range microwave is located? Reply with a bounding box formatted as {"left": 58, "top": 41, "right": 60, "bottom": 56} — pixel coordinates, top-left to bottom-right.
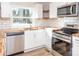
{"left": 57, "top": 2, "right": 79, "bottom": 17}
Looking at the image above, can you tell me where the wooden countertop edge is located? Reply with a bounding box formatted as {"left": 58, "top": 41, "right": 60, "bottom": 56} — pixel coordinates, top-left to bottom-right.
{"left": 0, "top": 27, "right": 49, "bottom": 38}
{"left": 0, "top": 27, "right": 59, "bottom": 38}
{"left": 72, "top": 33, "right": 79, "bottom": 37}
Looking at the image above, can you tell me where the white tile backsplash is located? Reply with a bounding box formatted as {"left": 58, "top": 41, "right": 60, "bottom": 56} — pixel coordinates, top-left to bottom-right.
{"left": 0, "top": 23, "right": 11, "bottom": 29}
{"left": 0, "top": 17, "right": 79, "bottom": 29}
{"left": 57, "top": 17, "right": 79, "bottom": 28}
{"left": 64, "top": 17, "right": 79, "bottom": 24}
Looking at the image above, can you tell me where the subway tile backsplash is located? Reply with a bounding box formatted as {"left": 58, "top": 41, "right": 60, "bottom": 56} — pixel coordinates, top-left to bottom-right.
{"left": 0, "top": 17, "right": 79, "bottom": 29}
{"left": 0, "top": 18, "right": 12, "bottom": 29}
{"left": 0, "top": 23, "right": 11, "bottom": 29}
{"left": 58, "top": 17, "right": 79, "bottom": 28}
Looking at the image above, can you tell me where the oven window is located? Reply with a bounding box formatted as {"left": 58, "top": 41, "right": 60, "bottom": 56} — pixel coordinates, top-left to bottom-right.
{"left": 52, "top": 37, "right": 72, "bottom": 56}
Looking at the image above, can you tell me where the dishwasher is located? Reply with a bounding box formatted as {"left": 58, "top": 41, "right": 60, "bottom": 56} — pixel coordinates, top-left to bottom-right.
{"left": 6, "top": 32, "right": 24, "bottom": 56}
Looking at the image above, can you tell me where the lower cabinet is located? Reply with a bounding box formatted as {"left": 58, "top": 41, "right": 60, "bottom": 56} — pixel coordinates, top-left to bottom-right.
{"left": 72, "top": 36, "right": 79, "bottom": 56}
{"left": 45, "top": 28, "right": 53, "bottom": 51}
{"left": 24, "top": 31, "right": 34, "bottom": 50}
{"left": 24, "top": 29, "right": 46, "bottom": 51}
{"left": 33, "top": 30, "right": 45, "bottom": 47}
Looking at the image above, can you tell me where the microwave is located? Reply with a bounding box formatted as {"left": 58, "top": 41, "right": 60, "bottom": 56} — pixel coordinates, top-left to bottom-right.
{"left": 57, "top": 2, "right": 79, "bottom": 17}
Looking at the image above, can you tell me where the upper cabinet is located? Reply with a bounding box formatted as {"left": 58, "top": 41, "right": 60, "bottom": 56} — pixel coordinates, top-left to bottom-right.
{"left": 57, "top": 2, "right": 79, "bottom": 17}
{"left": 1, "top": 2, "right": 11, "bottom": 17}
{"left": 42, "top": 4, "right": 49, "bottom": 19}
{"left": 49, "top": 2, "right": 58, "bottom": 18}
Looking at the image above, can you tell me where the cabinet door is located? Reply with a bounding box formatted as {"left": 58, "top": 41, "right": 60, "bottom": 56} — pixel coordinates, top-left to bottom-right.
{"left": 1, "top": 2, "right": 11, "bottom": 17}
{"left": 72, "top": 44, "right": 79, "bottom": 56}
{"left": 35, "top": 30, "right": 46, "bottom": 46}
{"left": 45, "top": 28, "right": 53, "bottom": 51}
{"left": 28, "top": 30, "right": 45, "bottom": 49}
{"left": 72, "top": 36, "right": 79, "bottom": 56}
{"left": 28, "top": 30, "right": 38, "bottom": 49}
{"left": 24, "top": 31, "right": 34, "bottom": 50}
{"left": 24, "top": 30, "right": 46, "bottom": 50}
{"left": 50, "top": 3, "right": 58, "bottom": 18}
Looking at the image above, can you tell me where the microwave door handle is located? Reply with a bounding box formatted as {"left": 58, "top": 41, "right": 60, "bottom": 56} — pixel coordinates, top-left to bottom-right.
{"left": 70, "top": 6, "right": 72, "bottom": 14}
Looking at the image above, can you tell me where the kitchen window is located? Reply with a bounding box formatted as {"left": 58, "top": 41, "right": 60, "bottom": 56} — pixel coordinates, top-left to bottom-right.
{"left": 11, "top": 8, "right": 32, "bottom": 24}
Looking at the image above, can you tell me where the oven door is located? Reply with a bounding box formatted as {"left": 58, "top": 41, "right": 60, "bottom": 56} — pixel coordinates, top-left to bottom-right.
{"left": 52, "top": 37, "right": 72, "bottom": 56}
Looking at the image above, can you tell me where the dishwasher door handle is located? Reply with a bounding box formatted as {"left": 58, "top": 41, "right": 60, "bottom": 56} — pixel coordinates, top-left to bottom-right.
{"left": 6, "top": 32, "right": 24, "bottom": 36}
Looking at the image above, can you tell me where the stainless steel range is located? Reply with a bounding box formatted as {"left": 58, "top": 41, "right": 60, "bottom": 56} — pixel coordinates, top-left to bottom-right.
{"left": 52, "top": 27, "right": 79, "bottom": 56}
{"left": 53, "top": 30, "right": 72, "bottom": 43}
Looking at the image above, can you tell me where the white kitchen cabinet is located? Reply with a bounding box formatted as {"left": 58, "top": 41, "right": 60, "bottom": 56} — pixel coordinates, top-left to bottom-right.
{"left": 49, "top": 3, "right": 58, "bottom": 18}
{"left": 45, "top": 28, "right": 53, "bottom": 51}
{"left": 24, "top": 29, "right": 46, "bottom": 51}
{"left": 1, "top": 2, "right": 11, "bottom": 17}
{"left": 34, "top": 4, "right": 43, "bottom": 18}
{"left": 35, "top": 29, "right": 46, "bottom": 46}
{"left": 24, "top": 31, "right": 34, "bottom": 50}
{"left": 72, "top": 36, "right": 79, "bottom": 56}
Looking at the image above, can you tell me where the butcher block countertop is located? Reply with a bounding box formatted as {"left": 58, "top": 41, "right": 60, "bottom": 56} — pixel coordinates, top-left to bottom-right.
{"left": 73, "top": 33, "right": 79, "bottom": 37}
{"left": 0, "top": 26, "right": 49, "bottom": 38}
{"left": 0, "top": 26, "right": 59, "bottom": 38}
{"left": 0, "top": 28, "right": 25, "bottom": 38}
{"left": 0, "top": 26, "right": 48, "bottom": 32}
